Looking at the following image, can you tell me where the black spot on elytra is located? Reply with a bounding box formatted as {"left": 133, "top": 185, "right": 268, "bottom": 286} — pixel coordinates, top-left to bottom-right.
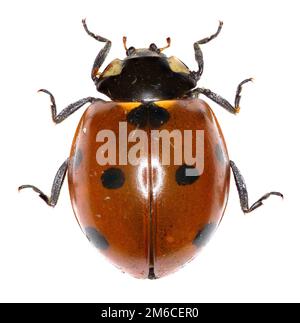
{"left": 127, "top": 105, "right": 148, "bottom": 128}
{"left": 101, "top": 167, "right": 125, "bottom": 189}
{"left": 215, "top": 143, "right": 224, "bottom": 163}
{"left": 127, "top": 102, "right": 169, "bottom": 128}
{"left": 85, "top": 227, "right": 109, "bottom": 250}
{"left": 149, "top": 104, "right": 170, "bottom": 128}
{"left": 193, "top": 223, "right": 217, "bottom": 248}
{"left": 176, "top": 164, "right": 200, "bottom": 185}
{"left": 73, "top": 148, "right": 83, "bottom": 169}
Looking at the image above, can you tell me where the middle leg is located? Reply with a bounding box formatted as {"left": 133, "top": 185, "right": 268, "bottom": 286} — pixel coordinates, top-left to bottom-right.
{"left": 38, "top": 89, "right": 104, "bottom": 124}
{"left": 188, "top": 78, "right": 252, "bottom": 114}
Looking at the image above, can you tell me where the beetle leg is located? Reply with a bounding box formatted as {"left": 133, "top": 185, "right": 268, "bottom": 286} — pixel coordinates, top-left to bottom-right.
{"left": 38, "top": 89, "right": 104, "bottom": 124}
{"left": 82, "top": 19, "right": 112, "bottom": 82}
{"left": 193, "top": 21, "right": 223, "bottom": 81}
{"left": 230, "top": 160, "right": 283, "bottom": 213}
{"left": 18, "top": 159, "right": 69, "bottom": 208}
{"left": 188, "top": 78, "right": 252, "bottom": 114}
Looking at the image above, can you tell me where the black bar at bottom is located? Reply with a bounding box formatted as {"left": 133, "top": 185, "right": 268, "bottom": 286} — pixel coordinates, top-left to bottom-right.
{"left": 0, "top": 303, "right": 203, "bottom": 321}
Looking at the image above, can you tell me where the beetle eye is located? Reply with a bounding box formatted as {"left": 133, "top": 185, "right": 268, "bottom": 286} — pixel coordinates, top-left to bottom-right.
{"left": 126, "top": 46, "right": 136, "bottom": 56}
{"left": 149, "top": 43, "right": 160, "bottom": 53}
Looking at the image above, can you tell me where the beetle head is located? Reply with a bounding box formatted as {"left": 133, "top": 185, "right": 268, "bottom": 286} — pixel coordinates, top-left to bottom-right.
{"left": 95, "top": 37, "right": 197, "bottom": 101}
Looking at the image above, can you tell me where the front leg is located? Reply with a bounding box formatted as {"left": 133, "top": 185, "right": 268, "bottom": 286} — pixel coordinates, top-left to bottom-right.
{"left": 193, "top": 21, "right": 223, "bottom": 80}
{"left": 38, "top": 89, "right": 104, "bottom": 124}
{"left": 189, "top": 78, "right": 252, "bottom": 114}
{"left": 230, "top": 160, "right": 283, "bottom": 213}
{"left": 82, "top": 19, "right": 111, "bottom": 82}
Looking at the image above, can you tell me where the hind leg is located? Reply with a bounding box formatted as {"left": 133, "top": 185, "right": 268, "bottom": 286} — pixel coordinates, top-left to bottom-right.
{"left": 230, "top": 160, "right": 283, "bottom": 213}
{"left": 19, "top": 159, "right": 69, "bottom": 207}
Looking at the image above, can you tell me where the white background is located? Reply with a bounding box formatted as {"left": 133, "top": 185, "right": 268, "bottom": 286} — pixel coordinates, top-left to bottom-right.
{"left": 0, "top": 0, "right": 299, "bottom": 303}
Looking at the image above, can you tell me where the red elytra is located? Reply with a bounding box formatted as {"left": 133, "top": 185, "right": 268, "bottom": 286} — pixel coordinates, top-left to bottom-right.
{"left": 68, "top": 99, "right": 230, "bottom": 279}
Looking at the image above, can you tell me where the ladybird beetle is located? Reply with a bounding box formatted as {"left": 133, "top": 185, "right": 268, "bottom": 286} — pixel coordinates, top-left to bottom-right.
{"left": 19, "top": 20, "right": 283, "bottom": 279}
